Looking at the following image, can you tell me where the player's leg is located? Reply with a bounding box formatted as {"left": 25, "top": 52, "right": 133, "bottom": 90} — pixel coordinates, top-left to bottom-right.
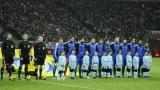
{"left": 98, "top": 57, "right": 101, "bottom": 78}
{"left": 64, "top": 59, "right": 69, "bottom": 76}
{"left": 70, "top": 69, "right": 75, "bottom": 79}
{"left": 78, "top": 57, "right": 83, "bottom": 78}
{"left": 104, "top": 68, "right": 107, "bottom": 78}
{"left": 24, "top": 64, "right": 29, "bottom": 78}
{"left": 18, "top": 60, "right": 23, "bottom": 80}
{"left": 127, "top": 67, "right": 131, "bottom": 78}
{"left": 34, "top": 64, "right": 38, "bottom": 80}
{"left": 58, "top": 70, "right": 61, "bottom": 80}
{"left": 116, "top": 67, "right": 121, "bottom": 78}
{"left": 53, "top": 60, "right": 57, "bottom": 79}
{"left": 0, "top": 58, "right": 5, "bottom": 79}
{"left": 147, "top": 69, "right": 150, "bottom": 78}
{"left": 122, "top": 60, "right": 126, "bottom": 77}
{"left": 8, "top": 64, "right": 13, "bottom": 80}
{"left": 138, "top": 60, "right": 142, "bottom": 77}
{"left": 101, "top": 68, "right": 104, "bottom": 78}
{"left": 92, "top": 70, "right": 96, "bottom": 78}
{"left": 8, "top": 57, "right": 15, "bottom": 80}
{"left": 134, "top": 68, "right": 138, "bottom": 78}
{"left": 108, "top": 68, "right": 112, "bottom": 78}
{"left": 113, "top": 60, "right": 116, "bottom": 77}
{"left": 39, "top": 65, "right": 43, "bottom": 79}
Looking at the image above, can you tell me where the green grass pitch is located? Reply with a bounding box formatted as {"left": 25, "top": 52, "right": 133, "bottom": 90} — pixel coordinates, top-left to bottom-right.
{"left": 0, "top": 57, "right": 160, "bottom": 90}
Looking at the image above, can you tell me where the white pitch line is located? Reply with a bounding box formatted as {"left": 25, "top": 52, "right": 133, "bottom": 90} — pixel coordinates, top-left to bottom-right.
{"left": 33, "top": 80, "right": 104, "bottom": 90}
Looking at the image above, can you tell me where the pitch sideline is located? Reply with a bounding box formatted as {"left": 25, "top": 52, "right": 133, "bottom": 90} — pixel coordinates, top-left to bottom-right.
{"left": 33, "top": 80, "right": 104, "bottom": 90}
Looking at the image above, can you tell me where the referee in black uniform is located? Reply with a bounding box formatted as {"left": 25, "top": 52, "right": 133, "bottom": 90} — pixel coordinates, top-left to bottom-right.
{"left": 34, "top": 36, "right": 46, "bottom": 80}
{"left": 1, "top": 33, "right": 15, "bottom": 80}
{"left": 18, "top": 33, "right": 32, "bottom": 80}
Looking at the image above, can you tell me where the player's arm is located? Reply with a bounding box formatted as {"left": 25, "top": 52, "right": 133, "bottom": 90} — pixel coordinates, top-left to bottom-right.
{"left": 34, "top": 43, "right": 38, "bottom": 60}
{"left": 29, "top": 42, "right": 33, "bottom": 60}
{"left": 54, "top": 43, "right": 59, "bottom": 61}
{"left": 2, "top": 41, "right": 6, "bottom": 58}
{"left": 43, "top": 44, "right": 47, "bottom": 59}
{"left": 64, "top": 43, "right": 69, "bottom": 54}
{"left": 75, "top": 43, "right": 79, "bottom": 55}
{"left": 12, "top": 41, "right": 15, "bottom": 57}
{"left": 18, "top": 42, "right": 22, "bottom": 60}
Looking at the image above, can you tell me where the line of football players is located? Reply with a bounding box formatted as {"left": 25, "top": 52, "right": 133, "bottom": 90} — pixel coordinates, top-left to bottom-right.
{"left": 0, "top": 33, "right": 151, "bottom": 80}
{"left": 53, "top": 37, "right": 152, "bottom": 80}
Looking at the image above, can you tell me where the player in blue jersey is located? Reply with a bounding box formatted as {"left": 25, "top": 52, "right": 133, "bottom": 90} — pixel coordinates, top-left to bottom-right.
{"left": 136, "top": 40, "right": 144, "bottom": 77}
{"left": 64, "top": 37, "right": 76, "bottom": 76}
{"left": 96, "top": 39, "right": 103, "bottom": 78}
{"left": 121, "top": 39, "right": 128, "bottom": 77}
{"left": 53, "top": 38, "right": 65, "bottom": 79}
{"left": 75, "top": 38, "right": 86, "bottom": 78}
{"left": 111, "top": 37, "right": 120, "bottom": 77}
{"left": 87, "top": 38, "right": 97, "bottom": 75}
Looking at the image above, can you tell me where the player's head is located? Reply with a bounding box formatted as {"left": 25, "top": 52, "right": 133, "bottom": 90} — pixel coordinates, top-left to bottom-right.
{"left": 7, "top": 33, "right": 12, "bottom": 40}
{"left": 103, "top": 52, "right": 107, "bottom": 56}
{"left": 91, "top": 38, "right": 96, "bottom": 43}
{"left": 22, "top": 33, "right": 29, "bottom": 41}
{"left": 59, "top": 38, "right": 64, "bottom": 44}
{"left": 127, "top": 50, "right": 131, "bottom": 55}
{"left": 123, "top": 39, "right": 127, "bottom": 44}
{"left": 37, "top": 36, "right": 43, "bottom": 42}
{"left": 71, "top": 50, "right": 76, "bottom": 55}
{"left": 99, "top": 39, "right": 103, "bottom": 44}
{"left": 148, "top": 51, "right": 151, "bottom": 56}
{"left": 145, "top": 42, "right": 149, "bottom": 47}
{"left": 135, "top": 52, "right": 138, "bottom": 56}
{"left": 61, "top": 51, "right": 65, "bottom": 56}
{"left": 144, "top": 51, "right": 148, "bottom": 56}
{"left": 70, "top": 37, "right": 75, "bottom": 42}
{"left": 105, "top": 39, "right": 110, "bottom": 44}
{"left": 118, "top": 50, "right": 122, "bottom": 54}
{"left": 85, "top": 51, "right": 89, "bottom": 55}
{"left": 115, "top": 37, "right": 119, "bottom": 43}
{"left": 132, "top": 38, "right": 136, "bottom": 43}
{"left": 81, "top": 38, "right": 85, "bottom": 42}
{"left": 138, "top": 40, "right": 142, "bottom": 45}
{"left": 94, "top": 51, "right": 98, "bottom": 56}
{"left": 108, "top": 51, "right": 112, "bottom": 55}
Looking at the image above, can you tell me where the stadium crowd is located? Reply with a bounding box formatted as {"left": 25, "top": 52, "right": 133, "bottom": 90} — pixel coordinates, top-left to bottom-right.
{"left": 0, "top": 0, "right": 160, "bottom": 42}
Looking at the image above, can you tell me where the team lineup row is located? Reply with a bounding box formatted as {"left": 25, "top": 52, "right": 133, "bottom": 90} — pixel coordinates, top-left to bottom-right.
{"left": 0, "top": 33, "right": 151, "bottom": 80}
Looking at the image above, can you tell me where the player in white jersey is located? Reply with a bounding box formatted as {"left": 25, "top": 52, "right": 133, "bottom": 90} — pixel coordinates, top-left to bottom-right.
{"left": 101, "top": 52, "right": 108, "bottom": 78}
{"left": 57, "top": 51, "right": 66, "bottom": 80}
{"left": 82, "top": 51, "right": 90, "bottom": 78}
{"left": 142, "top": 51, "right": 152, "bottom": 78}
{"left": 116, "top": 50, "right": 123, "bottom": 78}
{"left": 126, "top": 51, "right": 132, "bottom": 78}
{"left": 106, "top": 51, "right": 113, "bottom": 78}
{"left": 133, "top": 52, "right": 139, "bottom": 78}
{"left": 69, "top": 50, "right": 77, "bottom": 79}
{"left": 92, "top": 52, "right": 99, "bottom": 78}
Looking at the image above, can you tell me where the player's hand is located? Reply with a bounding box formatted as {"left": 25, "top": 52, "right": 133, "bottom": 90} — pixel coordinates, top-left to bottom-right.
{"left": 20, "top": 57, "right": 23, "bottom": 61}
{"left": 13, "top": 56, "right": 16, "bottom": 60}
{"left": 29, "top": 56, "right": 32, "bottom": 60}
{"left": 2, "top": 56, "right": 5, "bottom": 60}
{"left": 34, "top": 58, "right": 37, "bottom": 61}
